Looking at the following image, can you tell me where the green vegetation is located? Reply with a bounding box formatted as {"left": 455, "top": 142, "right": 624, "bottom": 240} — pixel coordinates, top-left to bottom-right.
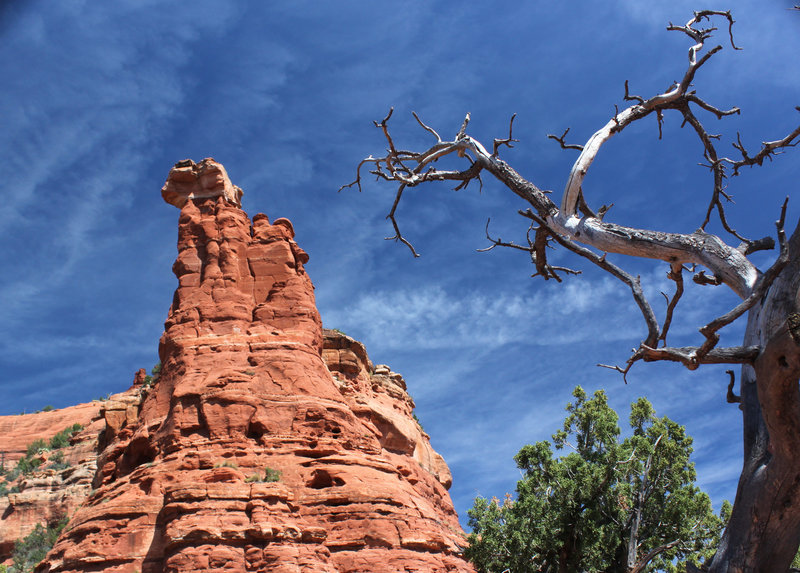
{"left": 213, "top": 461, "right": 239, "bottom": 469}
{"left": 0, "top": 481, "right": 20, "bottom": 496}
{"left": 140, "top": 363, "right": 163, "bottom": 397}
{"left": 25, "top": 439, "right": 48, "bottom": 457}
{"left": 9, "top": 457, "right": 41, "bottom": 480}
{"left": 466, "top": 387, "right": 722, "bottom": 573}
{"left": 245, "top": 467, "right": 282, "bottom": 483}
{"left": 46, "top": 451, "right": 70, "bottom": 471}
{"left": 48, "top": 424, "right": 82, "bottom": 450}
{"left": 30, "top": 405, "right": 55, "bottom": 414}
{"left": 143, "top": 362, "right": 162, "bottom": 387}
{"left": 2, "top": 425, "right": 83, "bottom": 489}
{"left": 8, "top": 518, "right": 68, "bottom": 572}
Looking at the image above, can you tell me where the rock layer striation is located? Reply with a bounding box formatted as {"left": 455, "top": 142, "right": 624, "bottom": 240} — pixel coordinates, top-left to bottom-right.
{"left": 22, "top": 158, "right": 473, "bottom": 572}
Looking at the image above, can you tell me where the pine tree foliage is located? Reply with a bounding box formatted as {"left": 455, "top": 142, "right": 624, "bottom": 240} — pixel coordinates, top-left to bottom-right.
{"left": 9, "top": 519, "right": 68, "bottom": 573}
{"left": 465, "top": 388, "right": 722, "bottom": 572}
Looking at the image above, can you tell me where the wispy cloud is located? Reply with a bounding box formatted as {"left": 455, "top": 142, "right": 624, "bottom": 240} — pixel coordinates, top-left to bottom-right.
{"left": 0, "top": 2, "right": 242, "bottom": 328}
{"left": 326, "top": 276, "right": 643, "bottom": 353}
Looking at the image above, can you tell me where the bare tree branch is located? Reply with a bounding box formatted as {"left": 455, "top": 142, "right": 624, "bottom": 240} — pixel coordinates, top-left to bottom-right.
{"left": 493, "top": 114, "right": 519, "bottom": 156}
{"left": 726, "top": 369, "right": 742, "bottom": 404}
{"left": 561, "top": 12, "right": 735, "bottom": 220}
{"left": 692, "top": 269, "right": 723, "bottom": 286}
{"left": 728, "top": 126, "right": 800, "bottom": 175}
{"left": 521, "top": 209, "right": 660, "bottom": 348}
{"left": 739, "top": 235, "right": 776, "bottom": 256}
{"left": 412, "top": 110, "right": 442, "bottom": 142}
{"left": 623, "top": 80, "right": 644, "bottom": 104}
{"left": 694, "top": 198, "right": 790, "bottom": 360}
{"left": 671, "top": 99, "right": 750, "bottom": 243}
{"left": 639, "top": 345, "right": 760, "bottom": 367}
{"left": 547, "top": 128, "right": 584, "bottom": 151}
{"left": 658, "top": 263, "right": 685, "bottom": 346}
{"left": 344, "top": 12, "right": 798, "bottom": 377}
{"left": 479, "top": 219, "right": 581, "bottom": 282}
{"left": 385, "top": 183, "right": 419, "bottom": 257}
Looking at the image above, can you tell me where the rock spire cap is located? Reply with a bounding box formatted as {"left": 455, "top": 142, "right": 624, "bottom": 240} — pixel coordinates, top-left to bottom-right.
{"left": 161, "top": 157, "right": 243, "bottom": 208}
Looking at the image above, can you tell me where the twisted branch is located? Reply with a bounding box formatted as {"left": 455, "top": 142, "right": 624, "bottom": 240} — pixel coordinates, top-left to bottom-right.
{"left": 343, "top": 12, "right": 799, "bottom": 377}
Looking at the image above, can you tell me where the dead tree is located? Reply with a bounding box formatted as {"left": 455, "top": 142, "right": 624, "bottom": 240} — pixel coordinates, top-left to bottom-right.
{"left": 344, "top": 11, "right": 800, "bottom": 572}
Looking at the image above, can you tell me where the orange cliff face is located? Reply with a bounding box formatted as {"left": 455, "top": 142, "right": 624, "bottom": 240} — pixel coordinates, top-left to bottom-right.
{"left": 18, "top": 158, "right": 475, "bottom": 573}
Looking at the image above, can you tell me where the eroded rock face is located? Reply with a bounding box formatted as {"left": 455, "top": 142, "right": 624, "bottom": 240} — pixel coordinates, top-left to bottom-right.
{"left": 0, "top": 384, "right": 140, "bottom": 566}
{"left": 0, "top": 404, "right": 100, "bottom": 465}
{"left": 29, "top": 159, "right": 472, "bottom": 573}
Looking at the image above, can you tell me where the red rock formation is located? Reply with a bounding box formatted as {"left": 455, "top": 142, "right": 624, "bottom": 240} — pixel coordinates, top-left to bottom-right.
{"left": 0, "top": 383, "right": 142, "bottom": 565}
{"left": 30, "top": 158, "right": 473, "bottom": 573}
{"left": 0, "top": 405, "right": 100, "bottom": 465}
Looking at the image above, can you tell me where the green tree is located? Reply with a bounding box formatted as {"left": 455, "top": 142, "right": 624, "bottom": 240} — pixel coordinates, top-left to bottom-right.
{"left": 25, "top": 439, "right": 48, "bottom": 457}
{"left": 9, "top": 518, "right": 68, "bottom": 572}
{"left": 466, "top": 387, "right": 720, "bottom": 573}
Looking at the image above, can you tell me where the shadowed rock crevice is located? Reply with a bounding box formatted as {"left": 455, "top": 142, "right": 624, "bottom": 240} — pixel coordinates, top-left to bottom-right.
{"left": 307, "top": 469, "right": 345, "bottom": 489}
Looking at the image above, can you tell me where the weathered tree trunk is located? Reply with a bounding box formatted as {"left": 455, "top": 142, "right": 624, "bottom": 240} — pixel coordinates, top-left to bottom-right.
{"left": 709, "top": 223, "right": 800, "bottom": 572}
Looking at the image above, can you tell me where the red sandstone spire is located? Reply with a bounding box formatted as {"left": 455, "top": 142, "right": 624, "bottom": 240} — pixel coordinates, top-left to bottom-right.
{"left": 32, "top": 158, "right": 473, "bottom": 572}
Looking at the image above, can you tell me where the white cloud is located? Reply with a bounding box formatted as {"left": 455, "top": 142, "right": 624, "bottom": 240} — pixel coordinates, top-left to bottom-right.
{"left": 325, "top": 270, "right": 721, "bottom": 355}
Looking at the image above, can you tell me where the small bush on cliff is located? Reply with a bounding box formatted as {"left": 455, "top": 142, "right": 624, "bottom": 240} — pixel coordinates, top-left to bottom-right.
{"left": 143, "top": 362, "right": 162, "bottom": 388}
{"left": 12, "top": 457, "right": 41, "bottom": 478}
{"left": 245, "top": 467, "right": 281, "bottom": 483}
{"left": 0, "top": 480, "right": 20, "bottom": 497}
{"left": 5, "top": 425, "right": 83, "bottom": 482}
{"left": 213, "top": 461, "right": 239, "bottom": 469}
{"left": 46, "top": 451, "right": 70, "bottom": 471}
{"left": 25, "top": 439, "right": 48, "bottom": 457}
{"left": 10, "top": 518, "right": 68, "bottom": 572}
{"left": 48, "top": 424, "right": 82, "bottom": 450}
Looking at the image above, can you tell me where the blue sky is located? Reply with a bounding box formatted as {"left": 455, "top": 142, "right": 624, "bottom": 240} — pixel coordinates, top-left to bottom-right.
{"left": 1, "top": 1, "right": 798, "bottom": 526}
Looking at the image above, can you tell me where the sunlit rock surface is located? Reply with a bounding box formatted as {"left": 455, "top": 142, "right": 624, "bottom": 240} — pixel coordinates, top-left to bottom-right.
{"left": 0, "top": 159, "right": 472, "bottom": 572}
